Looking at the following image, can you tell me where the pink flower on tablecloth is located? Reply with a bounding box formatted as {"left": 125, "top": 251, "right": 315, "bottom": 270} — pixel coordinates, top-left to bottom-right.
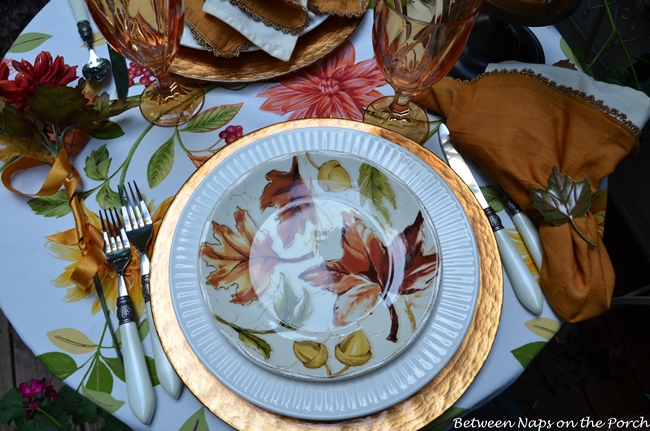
{"left": 257, "top": 41, "right": 385, "bottom": 121}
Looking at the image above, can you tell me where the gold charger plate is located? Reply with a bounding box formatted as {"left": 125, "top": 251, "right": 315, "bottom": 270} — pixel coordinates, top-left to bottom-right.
{"left": 171, "top": 15, "right": 362, "bottom": 82}
{"left": 150, "top": 119, "right": 503, "bottom": 430}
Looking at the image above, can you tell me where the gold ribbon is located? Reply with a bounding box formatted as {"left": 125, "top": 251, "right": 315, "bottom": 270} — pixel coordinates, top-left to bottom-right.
{"left": 1, "top": 151, "right": 105, "bottom": 291}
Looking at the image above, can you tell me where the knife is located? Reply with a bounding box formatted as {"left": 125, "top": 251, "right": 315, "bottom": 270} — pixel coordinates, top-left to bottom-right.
{"left": 438, "top": 124, "right": 543, "bottom": 315}
{"left": 501, "top": 192, "right": 544, "bottom": 272}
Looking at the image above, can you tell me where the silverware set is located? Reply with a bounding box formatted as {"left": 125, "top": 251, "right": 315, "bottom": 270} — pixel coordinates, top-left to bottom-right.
{"left": 99, "top": 182, "right": 182, "bottom": 425}
{"left": 438, "top": 124, "right": 544, "bottom": 315}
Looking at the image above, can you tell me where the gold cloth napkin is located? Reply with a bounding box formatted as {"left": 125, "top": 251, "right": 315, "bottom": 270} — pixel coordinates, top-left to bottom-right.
{"left": 415, "top": 62, "right": 650, "bottom": 322}
{"left": 185, "top": 0, "right": 368, "bottom": 60}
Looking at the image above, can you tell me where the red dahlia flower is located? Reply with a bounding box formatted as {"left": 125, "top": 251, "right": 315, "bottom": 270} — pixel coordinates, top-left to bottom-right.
{"left": 0, "top": 51, "right": 77, "bottom": 109}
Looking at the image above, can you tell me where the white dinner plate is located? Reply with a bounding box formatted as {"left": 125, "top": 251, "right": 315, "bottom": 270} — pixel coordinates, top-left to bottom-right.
{"left": 164, "top": 121, "right": 481, "bottom": 420}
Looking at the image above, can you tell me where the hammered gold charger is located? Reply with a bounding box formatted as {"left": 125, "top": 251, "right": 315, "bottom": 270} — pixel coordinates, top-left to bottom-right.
{"left": 150, "top": 119, "right": 503, "bottom": 430}
{"left": 171, "top": 15, "right": 362, "bottom": 82}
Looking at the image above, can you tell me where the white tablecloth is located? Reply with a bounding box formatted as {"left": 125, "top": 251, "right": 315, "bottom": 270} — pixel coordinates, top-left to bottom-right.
{"left": 0, "top": 1, "right": 568, "bottom": 429}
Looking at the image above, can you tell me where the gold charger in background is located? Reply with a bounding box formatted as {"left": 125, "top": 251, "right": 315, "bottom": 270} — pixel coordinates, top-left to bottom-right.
{"left": 171, "top": 15, "right": 362, "bottom": 82}
{"left": 150, "top": 119, "right": 503, "bottom": 430}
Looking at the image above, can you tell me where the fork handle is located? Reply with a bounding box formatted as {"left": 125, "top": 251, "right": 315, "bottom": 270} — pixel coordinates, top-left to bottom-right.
{"left": 145, "top": 297, "right": 183, "bottom": 399}
{"left": 117, "top": 296, "right": 156, "bottom": 424}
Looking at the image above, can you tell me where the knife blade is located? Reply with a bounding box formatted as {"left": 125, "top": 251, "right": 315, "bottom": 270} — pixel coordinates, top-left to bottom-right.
{"left": 501, "top": 192, "right": 544, "bottom": 271}
{"left": 438, "top": 124, "right": 543, "bottom": 315}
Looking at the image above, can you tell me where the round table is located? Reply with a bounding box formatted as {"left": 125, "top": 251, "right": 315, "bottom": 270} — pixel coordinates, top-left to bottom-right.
{"left": 0, "top": 1, "right": 567, "bottom": 429}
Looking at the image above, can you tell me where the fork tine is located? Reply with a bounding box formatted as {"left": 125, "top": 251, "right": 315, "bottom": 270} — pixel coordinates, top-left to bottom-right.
{"left": 110, "top": 207, "right": 130, "bottom": 249}
{"left": 124, "top": 182, "right": 144, "bottom": 228}
{"left": 131, "top": 182, "right": 152, "bottom": 225}
{"left": 119, "top": 184, "right": 135, "bottom": 231}
{"left": 99, "top": 209, "right": 111, "bottom": 253}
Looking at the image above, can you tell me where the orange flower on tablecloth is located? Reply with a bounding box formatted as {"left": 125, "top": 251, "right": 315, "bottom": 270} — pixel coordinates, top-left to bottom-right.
{"left": 46, "top": 196, "right": 174, "bottom": 317}
{"left": 257, "top": 41, "right": 385, "bottom": 120}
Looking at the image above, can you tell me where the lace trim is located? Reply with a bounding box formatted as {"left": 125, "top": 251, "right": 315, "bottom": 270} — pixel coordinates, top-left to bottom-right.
{"left": 187, "top": 22, "right": 252, "bottom": 58}
{"left": 451, "top": 68, "right": 642, "bottom": 136}
{"left": 227, "top": 0, "right": 310, "bottom": 35}
{"left": 307, "top": 0, "right": 369, "bottom": 18}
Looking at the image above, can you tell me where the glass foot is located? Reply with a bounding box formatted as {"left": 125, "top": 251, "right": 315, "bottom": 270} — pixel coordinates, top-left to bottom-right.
{"left": 363, "top": 96, "right": 430, "bottom": 144}
{"left": 140, "top": 79, "right": 205, "bottom": 127}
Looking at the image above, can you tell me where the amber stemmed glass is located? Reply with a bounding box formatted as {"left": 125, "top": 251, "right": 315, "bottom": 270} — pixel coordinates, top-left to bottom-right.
{"left": 85, "top": 0, "right": 204, "bottom": 126}
{"left": 364, "top": 0, "right": 483, "bottom": 144}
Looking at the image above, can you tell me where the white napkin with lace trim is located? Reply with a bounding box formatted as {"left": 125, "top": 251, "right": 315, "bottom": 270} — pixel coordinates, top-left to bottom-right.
{"left": 202, "top": 0, "right": 309, "bottom": 61}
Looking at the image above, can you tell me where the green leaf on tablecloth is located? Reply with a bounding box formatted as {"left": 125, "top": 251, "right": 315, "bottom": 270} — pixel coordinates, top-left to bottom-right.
{"left": 102, "top": 357, "right": 125, "bottom": 382}
{"left": 238, "top": 331, "right": 272, "bottom": 361}
{"left": 80, "top": 386, "right": 125, "bottom": 414}
{"left": 9, "top": 32, "right": 52, "bottom": 53}
{"left": 511, "top": 341, "right": 546, "bottom": 368}
{"left": 524, "top": 318, "right": 561, "bottom": 341}
{"left": 138, "top": 316, "right": 150, "bottom": 341}
{"left": 559, "top": 38, "right": 583, "bottom": 72}
{"left": 358, "top": 163, "right": 396, "bottom": 226}
{"left": 145, "top": 356, "right": 160, "bottom": 386}
{"left": 27, "top": 190, "right": 72, "bottom": 218}
{"left": 86, "top": 359, "right": 114, "bottom": 394}
{"left": 147, "top": 135, "right": 175, "bottom": 188}
{"left": 180, "top": 103, "right": 243, "bottom": 133}
{"left": 0, "top": 388, "right": 26, "bottom": 425}
{"left": 84, "top": 144, "right": 111, "bottom": 181}
{"left": 96, "top": 182, "right": 121, "bottom": 209}
{"left": 419, "top": 406, "right": 466, "bottom": 431}
{"left": 480, "top": 185, "right": 506, "bottom": 212}
{"left": 37, "top": 352, "right": 78, "bottom": 380}
{"left": 88, "top": 120, "right": 125, "bottom": 140}
{"left": 46, "top": 328, "right": 97, "bottom": 354}
{"left": 178, "top": 407, "right": 210, "bottom": 431}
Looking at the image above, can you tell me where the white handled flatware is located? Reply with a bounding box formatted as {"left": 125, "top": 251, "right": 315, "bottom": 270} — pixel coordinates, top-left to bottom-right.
{"left": 120, "top": 182, "right": 183, "bottom": 399}
{"left": 438, "top": 124, "right": 543, "bottom": 315}
{"left": 502, "top": 192, "right": 544, "bottom": 271}
{"left": 100, "top": 209, "right": 156, "bottom": 424}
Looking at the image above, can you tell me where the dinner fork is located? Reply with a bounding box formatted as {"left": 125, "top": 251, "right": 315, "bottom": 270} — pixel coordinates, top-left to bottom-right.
{"left": 100, "top": 208, "right": 156, "bottom": 425}
{"left": 119, "top": 182, "right": 183, "bottom": 399}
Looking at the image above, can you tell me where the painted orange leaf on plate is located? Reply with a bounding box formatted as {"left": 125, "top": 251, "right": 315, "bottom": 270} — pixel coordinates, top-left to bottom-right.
{"left": 260, "top": 156, "right": 317, "bottom": 249}
{"left": 300, "top": 211, "right": 439, "bottom": 342}
{"left": 200, "top": 207, "right": 281, "bottom": 305}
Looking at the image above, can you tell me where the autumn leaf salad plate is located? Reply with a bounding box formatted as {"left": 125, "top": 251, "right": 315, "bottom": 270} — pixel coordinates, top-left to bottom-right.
{"left": 151, "top": 119, "right": 500, "bottom": 424}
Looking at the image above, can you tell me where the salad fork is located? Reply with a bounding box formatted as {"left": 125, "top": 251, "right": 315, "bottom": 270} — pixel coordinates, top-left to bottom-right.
{"left": 100, "top": 208, "right": 156, "bottom": 424}
{"left": 119, "top": 182, "right": 183, "bottom": 399}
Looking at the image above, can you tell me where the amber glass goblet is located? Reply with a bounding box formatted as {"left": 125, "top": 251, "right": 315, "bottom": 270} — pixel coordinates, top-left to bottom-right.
{"left": 85, "top": 0, "right": 204, "bottom": 126}
{"left": 364, "top": 0, "right": 483, "bottom": 144}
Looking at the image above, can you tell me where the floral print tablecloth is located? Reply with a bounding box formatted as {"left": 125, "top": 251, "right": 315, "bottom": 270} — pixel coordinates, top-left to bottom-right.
{"left": 0, "top": 0, "right": 581, "bottom": 428}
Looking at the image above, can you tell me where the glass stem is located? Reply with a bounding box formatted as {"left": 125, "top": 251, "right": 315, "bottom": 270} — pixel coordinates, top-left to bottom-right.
{"left": 154, "top": 70, "right": 177, "bottom": 98}
{"left": 388, "top": 91, "right": 415, "bottom": 122}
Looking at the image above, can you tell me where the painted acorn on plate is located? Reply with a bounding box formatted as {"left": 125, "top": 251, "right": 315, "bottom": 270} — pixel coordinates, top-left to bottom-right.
{"left": 335, "top": 330, "right": 372, "bottom": 366}
{"left": 293, "top": 341, "right": 328, "bottom": 369}
{"left": 317, "top": 160, "right": 351, "bottom": 192}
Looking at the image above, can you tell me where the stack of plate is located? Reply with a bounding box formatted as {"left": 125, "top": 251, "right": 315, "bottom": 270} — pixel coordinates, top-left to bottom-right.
{"left": 150, "top": 119, "right": 502, "bottom": 430}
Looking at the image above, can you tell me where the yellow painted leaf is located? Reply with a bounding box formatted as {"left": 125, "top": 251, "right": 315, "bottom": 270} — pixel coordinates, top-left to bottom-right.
{"left": 506, "top": 228, "right": 540, "bottom": 281}
{"left": 524, "top": 318, "right": 561, "bottom": 340}
{"left": 47, "top": 328, "right": 97, "bottom": 354}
